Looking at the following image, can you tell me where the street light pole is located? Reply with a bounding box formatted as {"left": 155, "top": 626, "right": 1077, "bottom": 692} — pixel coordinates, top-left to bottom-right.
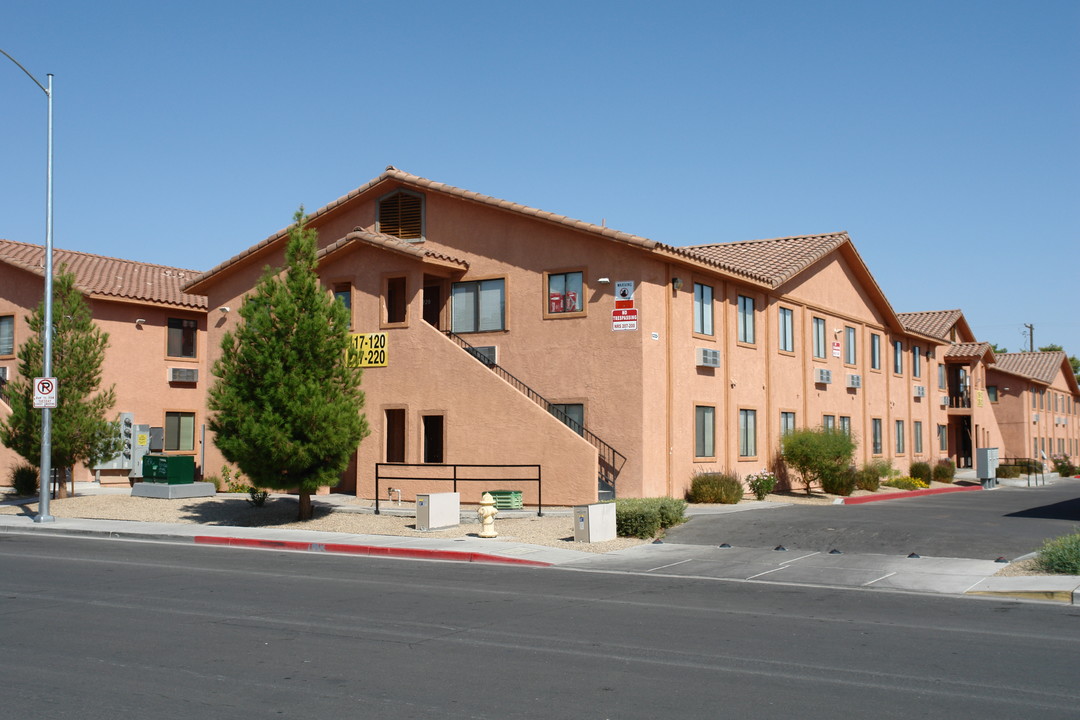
{"left": 1, "top": 49, "right": 55, "bottom": 522}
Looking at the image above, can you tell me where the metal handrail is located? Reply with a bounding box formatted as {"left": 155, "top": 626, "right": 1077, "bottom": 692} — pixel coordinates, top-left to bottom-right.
{"left": 443, "top": 330, "right": 625, "bottom": 493}
{"left": 374, "top": 463, "right": 543, "bottom": 516}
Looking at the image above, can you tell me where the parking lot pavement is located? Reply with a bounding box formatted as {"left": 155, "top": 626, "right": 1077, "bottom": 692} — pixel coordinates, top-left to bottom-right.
{"left": 661, "top": 478, "right": 1080, "bottom": 561}
{"left": 561, "top": 542, "right": 1005, "bottom": 595}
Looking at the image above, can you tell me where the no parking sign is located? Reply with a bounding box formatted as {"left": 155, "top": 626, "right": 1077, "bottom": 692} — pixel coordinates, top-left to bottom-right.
{"left": 33, "top": 377, "right": 58, "bottom": 409}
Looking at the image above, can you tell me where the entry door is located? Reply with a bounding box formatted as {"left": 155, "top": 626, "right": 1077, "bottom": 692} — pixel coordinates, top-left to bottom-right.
{"left": 423, "top": 284, "right": 441, "bottom": 328}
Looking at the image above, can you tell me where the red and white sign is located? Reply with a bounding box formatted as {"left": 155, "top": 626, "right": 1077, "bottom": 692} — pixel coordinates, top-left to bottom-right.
{"left": 33, "top": 377, "right": 58, "bottom": 409}
{"left": 831, "top": 340, "right": 842, "bottom": 358}
{"left": 612, "top": 308, "right": 638, "bottom": 331}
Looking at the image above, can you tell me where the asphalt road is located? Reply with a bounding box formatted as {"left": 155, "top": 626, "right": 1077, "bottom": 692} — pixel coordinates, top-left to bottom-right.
{"left": 2, "top": 534, "right": 1078, "bottom": 719}
{"left": 664, "top": 480, "right": 1080, "bottom": 559}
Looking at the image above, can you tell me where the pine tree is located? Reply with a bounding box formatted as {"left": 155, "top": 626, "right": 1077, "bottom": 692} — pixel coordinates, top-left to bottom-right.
{"left": 208, "top": 209, "right": 369, "bottom": 520}
{"left": 0, "top": 270, "right": 122, "bottom": 497}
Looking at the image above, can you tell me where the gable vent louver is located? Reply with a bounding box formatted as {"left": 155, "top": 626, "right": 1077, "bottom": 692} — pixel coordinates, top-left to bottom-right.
{"left": 378, "top": 191, "right": 423, "bottom": 240}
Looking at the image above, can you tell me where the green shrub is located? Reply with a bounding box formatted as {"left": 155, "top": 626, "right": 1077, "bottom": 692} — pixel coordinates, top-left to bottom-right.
{"left": 883, "top": 476, "right": 929, "bottom": 491}
{"left": 247, "top": 487, "right": 270, "bottom": 507}
{"left": 656, "top": 497, "right": 687, "bottom": 528}
{"left": 1015, "top": 459, "right": 1044, "bottom": 474}
{"left": 204, "top": 475, "right": 223, "bottom": 492}
{"left": 865, "top": 459, "right": 896, "bottom": 480}
{"left": 781, "top": 428, "right": 857, "bottom": 495}
{"left": 615, "top": 499, "right": 661, "bottom": 538}
{"left": 10, "top": 463, "right": 39, "bottom": 497}
{"left": 686, "top": 472, "right": 743, "bottom": 504}
{"left": 1035, "top": 531, "right": 1080, "bottom": 575}
{"left": 1051, "top": 455, "right": 1076, "bottom": 477}
{"left": 853, "top": 466, "right": 879, "bottom": 492}
{"left": 996, "top": 465, "right": 1021, "bottom": 479}
{"left": 821, "top": 467, "right": 856, "bottom": 496}
{"left": 909, "top": 461, "right": 932, "bottom": 484}
{"left": 932, "top": 459, "right": 956, "bottom": 482}
{"left": 746, "top": 470, "right": 777, "bottom": 500}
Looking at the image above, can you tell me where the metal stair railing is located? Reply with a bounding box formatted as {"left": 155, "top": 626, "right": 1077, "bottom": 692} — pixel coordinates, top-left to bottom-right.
{"left": 444, "top": 330, "right": 625, "bottom": 496}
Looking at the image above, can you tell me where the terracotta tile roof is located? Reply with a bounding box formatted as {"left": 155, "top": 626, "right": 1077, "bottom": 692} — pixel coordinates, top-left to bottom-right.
{"left": 660, "top": 232, "right": 850, "bottom": 287}
{"left": 0, "top": 239, "right": 207, "bottom": 309}
{"left": 945, "top": 342, "right": 994, "bottom": 360}
{"left": 318, "top": 229, "right": 469, "bottom": 270}
{"left": 186, "top": 166, "right": 652, "bottom": 292}
{"left": 897, "top": 309, "right": 963, "bottom": 340}
{"left": 991, "top": 351, "right": 1068, "bottom": 384}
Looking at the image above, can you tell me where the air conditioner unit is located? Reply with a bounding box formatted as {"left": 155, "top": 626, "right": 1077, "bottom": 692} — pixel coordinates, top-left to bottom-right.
{"left": 168, "top": 367, "right": 199, "bottom": 383}
{"left": 1032, "top": 413, "right": 1039, "bottom": 423}
{"left": 940, "top": 395, "right": 949, "bottom": 406}
{"left": 846, "top": 374, "right": 862, "bottom": 388}
{"left": 914, "top": 385, "right": 926, "bottom": 397}
{"left": 814, "top": 368, "right": 832, "bottom": 384}
{"left": 696, "top": 347, "right": 721, "bottom": 368}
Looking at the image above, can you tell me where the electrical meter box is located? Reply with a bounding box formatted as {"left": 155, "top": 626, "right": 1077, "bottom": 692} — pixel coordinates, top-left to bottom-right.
{"left": 976, "top": 447, "right": 999, "bottom": 488}
{"left": 416, "top": 492, "right": 460, "bottom": 531}
{"left": 141, "top": 454, "right": 195, "bottom": 485}
{"left": 93, "top": 412, "right": 135, "bottom": 471}
{"left": 573, "top": 503, "right": 616, "bottom": 543}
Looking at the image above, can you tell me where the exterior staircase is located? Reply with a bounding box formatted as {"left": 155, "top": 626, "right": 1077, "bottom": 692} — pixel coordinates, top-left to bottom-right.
{"left": 444, "top": 330, "right": 624, "bottom": 500}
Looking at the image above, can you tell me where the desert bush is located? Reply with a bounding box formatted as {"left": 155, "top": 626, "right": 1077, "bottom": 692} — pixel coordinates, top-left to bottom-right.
{"left": 996, "top": 465, "right": 1021, "bottom": 479}
{"left": 821, "top": 467, "right": 857, "bottom": 496}
{"left": 883, "top": 476, "right": 929, "bottom": 491}
{"left": 1050, "top": 454, "right": 1076, "bottom": 477}
{"left": 1035, "top": 531, "right": 1080, "bottom": 575}
{"left": 10, "top": 463, "right": 39, "bottom": 497}
{"left": 932, "top": 459, "right": 956, "bottom": 482}
{"left": 247, "top": 487, "right": 270, "bottom": 507}
{"left": 865, "top": 459, "right": 896, "bottom": 480}
{"left": 854, "top": 467, "right": 880, "bottom": 492}
{"left": 686, "top": 471, "right": 744, "bottom": 504}
{"left": 615, "top": 497, "right": 685, "bottom": 538}
{"left": 746, "top": 470, "right": 777, "bottom": 501}
{"left": 781, "top": 428, "right": 857, "bottom": 496}
{"left": 909, "top": 461, "right": 932, "bottom": 484}
{"left": 1015, "top": 459, "right": 1044, "bottom": 474}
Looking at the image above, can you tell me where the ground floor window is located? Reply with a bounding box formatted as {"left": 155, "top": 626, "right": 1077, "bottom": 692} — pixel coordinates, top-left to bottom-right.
{"left": 739, "top": 409, "right": 757, "bottom": 457}
{"left": 895, "top": 420, "right": 905, "bottom": 454}
{"left": 385, "top": 408, "right": 405, "bottom": 462}
{"left": 164, "top": 411, "right": 195, "bottom": 452}
{"left": 780, "top": 411, "right": 795, "bottom": 436}
{"left": 822, "top": 414, "right": 835, "bottom": 431}
{"left": 839, "top": 416, "right": 851, "bottom": 436}
{"left": 872, "top": 419, "right": 883, "bottom": 455}
{"left": 551, "top": 403, "right": 584, "bottom": 435}
{"left": 914, "top": 421, "right": 923, "bottom": 454}
{"left": 938, "top": 424, "right": 948, "bottom": 452}
{"left": 695, "top": 406, "right": 715, "bottom": 458}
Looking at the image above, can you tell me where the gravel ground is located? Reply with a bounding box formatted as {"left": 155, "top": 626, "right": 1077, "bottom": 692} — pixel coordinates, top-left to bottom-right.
{"left": 0, "top": 493, "right": 648, "bottom": 554}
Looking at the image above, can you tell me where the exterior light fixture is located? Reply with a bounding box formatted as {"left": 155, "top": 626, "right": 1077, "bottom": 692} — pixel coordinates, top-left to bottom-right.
{"left": 597, "top": 277, "right": 611, "bottom": 284}
{"left": 671, "top": 277, "right": 683, "bottom": 290}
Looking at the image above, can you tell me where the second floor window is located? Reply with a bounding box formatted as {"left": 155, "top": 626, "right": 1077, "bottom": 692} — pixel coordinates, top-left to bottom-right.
{"left": 737, "top": 295, "right": 754, "bottom": 343}
{"left": 167, "top": 318, "right": 197, "bottom": 358}
{"left": 845, "top": 326, "right": 856, "bottom": 364}
{"left": 778, "top": 307, "right": 794, "bottom": 352}
{"left": 871, "top": 333, "right": 881, "bottom": 370}
{"left": 813, "top": 318, "right": 826, "bottom": 359}
{"left": 452, "top": 279, "right": 505, "bottom": 333}
{"left": 548, "top": 272, "right": 583, "bottom": 314}
{"left": 0, "top": 315, "right": 13, "bottom": 356}
{"left": 893, "top": 340, "right": 904, "bottom": 374}
{"left": 694, "top": 283, "right": 713, "bottom": 335}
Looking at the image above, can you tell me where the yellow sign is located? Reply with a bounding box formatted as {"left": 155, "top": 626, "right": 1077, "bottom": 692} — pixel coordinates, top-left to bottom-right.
{"left": 347, "top": 333, "right": 388, "bottom": 367}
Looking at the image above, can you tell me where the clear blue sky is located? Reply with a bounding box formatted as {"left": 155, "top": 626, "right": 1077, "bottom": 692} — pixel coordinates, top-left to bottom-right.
{"left": 3, "top": 1, "right": 1078, "bottom": 355}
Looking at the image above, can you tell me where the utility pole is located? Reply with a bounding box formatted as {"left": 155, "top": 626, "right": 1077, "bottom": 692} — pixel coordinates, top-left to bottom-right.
{"left": 1024, "top": 324, "right": 1035, "bottom": 352}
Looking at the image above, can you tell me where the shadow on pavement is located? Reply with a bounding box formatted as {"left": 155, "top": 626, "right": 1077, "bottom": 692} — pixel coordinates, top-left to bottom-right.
{"left": 1005, "top": 497, "right": 1080, "bottom": 521}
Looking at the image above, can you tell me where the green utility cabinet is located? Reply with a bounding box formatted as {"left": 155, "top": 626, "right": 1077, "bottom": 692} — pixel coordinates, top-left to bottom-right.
{"left": 485, "top": 490, "right": 523, "bottom": 510}
{"left": 141, "top": 455, "right": 195, "bottom": 485}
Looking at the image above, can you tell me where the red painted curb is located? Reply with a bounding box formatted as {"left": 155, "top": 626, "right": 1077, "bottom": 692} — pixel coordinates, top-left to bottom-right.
{"left": 193, "top": 536, "right": 552, "bottom": 567}
{"left": 841, "top": 485, "right": 983, "bottom": 505}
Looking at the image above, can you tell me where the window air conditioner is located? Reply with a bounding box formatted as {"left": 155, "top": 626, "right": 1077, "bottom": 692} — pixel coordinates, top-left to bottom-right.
{"left": 846, "top": 374, "right": 862, "bottom": 388}
{"left": 814, "top": 368, "right": 832, "bottom": 384}
{"left": 1032, "top": 413, "right": 1039, "bottom": 423}
{"left": 168, "top": 367, "right": 199, "bottom": 383}
{"left": 696, "top": 348, "right": 721, "bottom": 368}
{"left": 914, "top": 385, "right": 926, "bottom": 397}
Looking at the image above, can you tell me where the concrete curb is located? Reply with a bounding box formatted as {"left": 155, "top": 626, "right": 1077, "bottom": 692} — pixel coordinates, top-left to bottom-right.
{"left": 841, "top": 485, "right": 982, "bottom": 505}
{"left": 192, "top": 535, "right": 553, "bottom": 567}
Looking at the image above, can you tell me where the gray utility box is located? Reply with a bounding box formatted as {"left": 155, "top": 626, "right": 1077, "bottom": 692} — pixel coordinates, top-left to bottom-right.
{"left": 417, "top": 492, "right": 460, "bottom": 531}
{"left": 976, "top": 447, "right": 1000, "bottom": 488}
{"left": 573, "top": 502, "right": 616, "bottom": 543}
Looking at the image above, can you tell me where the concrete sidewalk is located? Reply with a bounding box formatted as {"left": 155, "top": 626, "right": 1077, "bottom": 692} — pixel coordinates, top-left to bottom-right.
{"left": 2, "top": 480, "right": 1078, "bottom": 604}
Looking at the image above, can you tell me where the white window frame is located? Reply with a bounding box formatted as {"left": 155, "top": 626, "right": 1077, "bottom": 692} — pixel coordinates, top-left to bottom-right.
{"left": 694, "top": 283, "right": 714, "bottom": 336}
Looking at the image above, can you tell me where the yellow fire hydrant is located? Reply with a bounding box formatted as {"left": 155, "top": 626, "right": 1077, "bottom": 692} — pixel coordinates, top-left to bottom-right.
{"left": 477, "top": 492, "right": 499, "bottom": 538}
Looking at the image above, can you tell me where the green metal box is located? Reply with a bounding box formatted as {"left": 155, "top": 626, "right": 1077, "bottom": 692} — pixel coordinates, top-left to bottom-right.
{"left": 485, "top": 490, "right": 523, "bottom": 509}
{"left": 141, "top": 454, "right": 195, "bottom": 485}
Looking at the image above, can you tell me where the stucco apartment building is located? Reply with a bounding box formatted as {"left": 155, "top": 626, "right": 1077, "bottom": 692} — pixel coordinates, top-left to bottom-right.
{"left": 0, "top": 240, "right": 208, "bottom": 484}
{"left": 3, "top": 169, "right": 1078, "bottom": 501}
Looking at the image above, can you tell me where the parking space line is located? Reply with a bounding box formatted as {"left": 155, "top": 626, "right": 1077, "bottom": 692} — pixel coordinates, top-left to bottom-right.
{"left": 746, "top": 567, "right": 787, "bottom": 579}
{"left": 779, "top": 551, "right": 820, "bottom": 566}
{"left": 862, "top": 572, "right": 896, "bottom": 586}
{"left": 646, "top": 558, "right": 693, "bottom": 573}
